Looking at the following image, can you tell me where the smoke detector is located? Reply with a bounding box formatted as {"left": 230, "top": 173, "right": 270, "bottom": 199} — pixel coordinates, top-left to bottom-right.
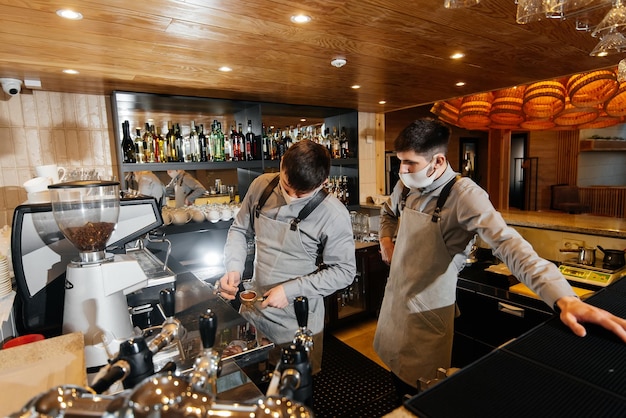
{"left": 331, "top": 58, "right": 347, "bottom": 68}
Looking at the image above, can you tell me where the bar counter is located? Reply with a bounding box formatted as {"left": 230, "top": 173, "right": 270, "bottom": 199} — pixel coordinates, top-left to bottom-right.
{"left": 500, "top": 209, "right": 626, "bottom": 238}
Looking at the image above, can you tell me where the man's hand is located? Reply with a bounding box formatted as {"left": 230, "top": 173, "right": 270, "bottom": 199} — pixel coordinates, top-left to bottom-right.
{"left": 261, "top": 285, "right": 288, "bottom": 309}
{"left": 379, "top": 236, "right": 395, "bottom": 265}
{"left": 556, "top": 296, "right": 626, "bottom": 343}
{"left": 217, "top": 271, "right": 241, "bottom": 300}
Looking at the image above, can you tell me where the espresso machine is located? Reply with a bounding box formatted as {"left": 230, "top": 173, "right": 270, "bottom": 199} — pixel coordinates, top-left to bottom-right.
{"left": 48, "top": 180, "right": 148, "bottom": 369}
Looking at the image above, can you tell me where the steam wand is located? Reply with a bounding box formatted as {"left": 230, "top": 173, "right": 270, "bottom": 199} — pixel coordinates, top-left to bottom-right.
{"left": 188, "top": 310, "right": 221, "bottom": 396}
{"left": 266, "top": 296, "right": 313, "bottom": 407}
{"left": 147, "top": 288, "right": 185, "bottom": 360}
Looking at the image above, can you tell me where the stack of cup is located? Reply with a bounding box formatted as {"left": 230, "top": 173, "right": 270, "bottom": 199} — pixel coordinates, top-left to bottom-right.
{"left": 0, "top": 255, "right": 11, "bottom": 297}
{"left": 23, "top": 176, "right": 52, "bottom": 203}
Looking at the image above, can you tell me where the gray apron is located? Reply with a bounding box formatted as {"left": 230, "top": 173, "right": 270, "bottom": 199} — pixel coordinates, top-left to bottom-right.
{"left": 374, "top": 204, "right": 458, "bottom": 386}
{"left": 241, "top": 210, "right": 324, "bottom": 369}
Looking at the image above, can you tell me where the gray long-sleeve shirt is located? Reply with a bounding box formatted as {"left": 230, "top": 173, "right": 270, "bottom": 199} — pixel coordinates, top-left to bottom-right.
{"left": 224, "top": 173, "right": 356, "bottom": 301}
{"left": 380, "top": 164, "right": 576, "bottom": 308}
{"left": 165, "top": 171, "right": 206, "bottom": 203}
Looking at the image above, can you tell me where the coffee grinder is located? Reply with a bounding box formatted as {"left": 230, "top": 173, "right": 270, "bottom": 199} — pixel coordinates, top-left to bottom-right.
{"left": 49, "top": 180, "right": 148, "bottom": 369}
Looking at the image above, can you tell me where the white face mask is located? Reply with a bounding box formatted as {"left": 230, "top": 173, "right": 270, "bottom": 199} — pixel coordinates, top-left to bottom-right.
{"left": 281, "top": 184, "right": 323, "bottom": 205}
{"left": 399, "top": 160, "right": 435, "bottom": 189}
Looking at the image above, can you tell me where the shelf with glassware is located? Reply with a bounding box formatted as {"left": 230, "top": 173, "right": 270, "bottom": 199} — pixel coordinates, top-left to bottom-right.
{"left": 111, "top": 91, "right": 361, "bottom": 206}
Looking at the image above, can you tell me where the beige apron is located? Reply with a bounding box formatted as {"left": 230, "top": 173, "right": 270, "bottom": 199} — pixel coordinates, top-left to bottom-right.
{"left": 374, "top": 205, "right": 458, "bottom": 387}
{"left": 241, "top": 210, "right": 324, "bottom": 370}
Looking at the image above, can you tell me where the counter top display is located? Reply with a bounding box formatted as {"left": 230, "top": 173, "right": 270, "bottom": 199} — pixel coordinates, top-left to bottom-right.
{"left": 500, "top": 209, "right": 626, "bottom": 238}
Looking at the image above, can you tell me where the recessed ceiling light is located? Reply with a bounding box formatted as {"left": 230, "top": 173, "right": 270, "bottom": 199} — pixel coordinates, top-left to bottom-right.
{"left": 56, "top": 9, "right": 83, "bottom": 20}
{"left": 455, "top": 81, "right": 466, "bottom": 87}
{"left": 300, "top": 118, "right": 307, "bottom": 122}
{"left": 351, "top": 85, "right": 361, "bottom": 89}
{"left": 379, "top": 100, "right": 386, "bottom": 105}
{"left": 450, "top": 52, "right": 465, "bottom": 59}
{"left": 331, "top": 58, "right": 347, "bottom": 68}
{"left": 63, "top": 69, "right": 79, "bottom": 74}
{"left": 290, "top": 14, "right": 312, "bottom": 24}
{"left": 218, "top": 66, "right": 232, "bottom": 72}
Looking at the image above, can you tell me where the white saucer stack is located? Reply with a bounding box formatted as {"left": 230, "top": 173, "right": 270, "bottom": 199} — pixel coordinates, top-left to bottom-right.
{"left": 0, "top": 255, "right": 11, "bottom": 297}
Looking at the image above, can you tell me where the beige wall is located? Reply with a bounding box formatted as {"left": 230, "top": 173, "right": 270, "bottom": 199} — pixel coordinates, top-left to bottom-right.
{"left": 0, "top": 91, "right": 117, "bottom": 227}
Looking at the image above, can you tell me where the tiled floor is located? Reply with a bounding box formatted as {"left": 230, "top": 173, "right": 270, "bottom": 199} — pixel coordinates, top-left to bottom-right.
{"left": 332, "top": 318, "right": 389, "bottom": 371}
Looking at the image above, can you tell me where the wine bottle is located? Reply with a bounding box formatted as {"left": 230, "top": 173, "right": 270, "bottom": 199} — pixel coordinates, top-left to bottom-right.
{"left": 211, "top": 120, "right": 225, "bottom": 162}
{"left": 340, "top": 127, "right": 350, "bottom": 159}
{"left": 175, "top": 123, "right": 184, "bottom": 162}
{"left": 143, "top": 123, "right": 154, "bottom": 163}
{"left": 245, "top": 120, "right": 255, "bottom": 161}
{"left": 121, "top": 120, "right": 136, "bottom": 163}
{"left": 262, "top": 123, "right": 270, "bottom": 160}
{"left": 198, "top": 124, "right": 208, "bottom": 162}
{"left": 331, "top": 126, "right": 340, "bottom": 159}
{"left": 236, "top": 123, "right": 245, "bottom": 161}
{"left": 134, "top": 127, "right": 145, "bottom": 163}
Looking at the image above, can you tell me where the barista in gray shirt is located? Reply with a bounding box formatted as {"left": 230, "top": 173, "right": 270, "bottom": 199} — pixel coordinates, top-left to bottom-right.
{"left": 218, "top": 140, "right": 356, "bottom": 372}
{"left": 377, "top": 118, "right": 626, "bottom": 396}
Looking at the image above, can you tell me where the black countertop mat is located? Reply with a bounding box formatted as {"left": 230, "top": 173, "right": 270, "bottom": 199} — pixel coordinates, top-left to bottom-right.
{"left": 313, "top": 334, "right": 401, "bottom": 418}
{"left": 404, "top": 350, "right": 626, "bottom": 418}
{"left": 406, "top": 278, "right": 626, "bottom": 417}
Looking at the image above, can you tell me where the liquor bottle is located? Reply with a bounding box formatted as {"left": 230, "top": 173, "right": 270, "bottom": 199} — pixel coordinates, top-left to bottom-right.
{"left": 165, "top": 121, "right": 176, "bottom": 162}
{"left": 270, "top": 128, "right": 278, "bottom": 160}
{"left": 262, "top": 124, "right": 270, "bottom": 160}
{"left": 323, "top": 128, "right": 331, "bottom": 154}
{"left": 343, "top": 176, "right": 350, "bottom": 205}
{"left": 188, "top": 121, "right": 198, "bottom": 162}
{"left": 143, "top": 123, "right": 154, "bottom": 163}
{"left": 236, "top": 123, "right": 245, "bottom": 161}
{"left": 223, "top": 123, "right": 232, "bottom": 161}
{"left": 121, "top": 120, "right": 136, "bottom": 163}
{"left": 198, "top": 124, "right": 208, "bottom": 162}
{"left": 211, "top": 120, "right": 225, "bottom": 162}
{"left": 340, "top": 127, "right": 350, "bottom": 159}
{"left": 245, "top": 120, "right": 255, "bottom": 161}
{"left": 155, "top": 125, "right": 165, "bottom": 163}
{"left": 134, "top": 127, "right": 145, "bottom": 163}
{"left": 230, "top": 124, "right": 240, "bottom": 161}
{"left": 175, "top": 123, "right": 184, "bottom": 162}
{"left": 331, "top": 126, "right": 340, "bottom": 159}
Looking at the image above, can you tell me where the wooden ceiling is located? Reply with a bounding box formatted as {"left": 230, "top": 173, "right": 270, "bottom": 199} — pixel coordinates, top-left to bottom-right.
{"left": 0, "top": 0, "right": 621, "bottom": 120}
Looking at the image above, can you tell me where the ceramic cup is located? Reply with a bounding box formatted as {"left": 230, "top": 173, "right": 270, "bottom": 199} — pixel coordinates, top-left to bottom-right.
{"left": 35, "top": 164, "right": 66, "bottom": 184}
{"left": 171, "top": 208, "right": 192, "bottom": 225}
{"left": 161, "top": 210, "right": 172, "bottom": 225}
{"left": 207, "top": 209, "right": 221, "bottom": 223}
{"left": 23, "top": 176, "right": 52, "bottom": 193}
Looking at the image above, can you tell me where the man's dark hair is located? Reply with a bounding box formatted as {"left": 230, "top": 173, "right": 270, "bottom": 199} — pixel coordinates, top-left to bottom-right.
{"left": 394, "top": 118, "right": 450, "bottom": 157}
{"left": 281, "top": 140, "right": 331, "bottom": 192}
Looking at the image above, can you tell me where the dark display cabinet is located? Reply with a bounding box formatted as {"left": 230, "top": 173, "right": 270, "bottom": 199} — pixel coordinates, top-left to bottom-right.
{"left": 325, "top": 243, "right": 389, "bottom": 330}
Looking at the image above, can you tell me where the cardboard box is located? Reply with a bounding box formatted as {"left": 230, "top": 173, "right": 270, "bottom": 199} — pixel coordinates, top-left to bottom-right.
{"left": 0, "top": 332, "right": 85, "bottom": 416}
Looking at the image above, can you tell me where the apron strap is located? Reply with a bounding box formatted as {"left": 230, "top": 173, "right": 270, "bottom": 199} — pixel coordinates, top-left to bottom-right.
{"left": 431, "top": 175, "right": 460, "bottom": 223}
{"left": 397, "top": 185, "right": 410, "bottom": 217}
{"left": 255, "top": 174, "right": 280, "bottom": 218}
{"left": 290, "top": 188, "right": 329, "bottom": 231}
